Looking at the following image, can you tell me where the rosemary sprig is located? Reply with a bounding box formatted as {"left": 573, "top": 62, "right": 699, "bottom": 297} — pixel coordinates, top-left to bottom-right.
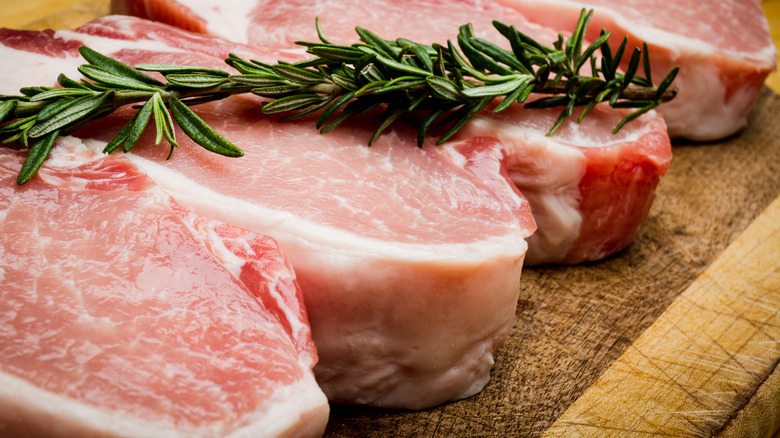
{"left": 0, "top": 9, "right": 678, "bottom": 185}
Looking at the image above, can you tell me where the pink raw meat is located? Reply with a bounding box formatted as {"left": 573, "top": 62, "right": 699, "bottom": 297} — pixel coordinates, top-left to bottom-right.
{"left": 0, "top": 143, "right": 328, "bottom": 437}
{"left": 490, "top": 0, "right": 777, "bottom": 141}
{"left": 1, "top": 16, "right": 536, "bottom": 408}
{"left": 109, "top": 0, "right": 672, "bottom": 264}
{"left": 110, "top": 0, "right": 556, "bottom": 48}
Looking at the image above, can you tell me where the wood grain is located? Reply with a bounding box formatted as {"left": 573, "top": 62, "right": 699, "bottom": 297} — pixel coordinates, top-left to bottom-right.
{"left": 0, "top": 0, "right": 107, "bottom": 30}
{"left": 2, "top": 1, "right": 780, "bottom": 437}
{"left": 544, "top": 196, "right": 780, "bottom": 437}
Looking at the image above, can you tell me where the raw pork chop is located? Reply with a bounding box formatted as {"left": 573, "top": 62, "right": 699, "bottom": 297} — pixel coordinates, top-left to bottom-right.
{"left": 0, "top": 143, "right": 328, "bottom": 437}
{"left": 490, "top": 0, "right": 777, "bottom": 141}
{"left": 460, "top": 104, "right": 670, "bottom": 265}
{"left": 0, "top": 17, "right": 536, "bottom": 408}
{"left": 110, "top": 0, "right": 672, "bottom": 264}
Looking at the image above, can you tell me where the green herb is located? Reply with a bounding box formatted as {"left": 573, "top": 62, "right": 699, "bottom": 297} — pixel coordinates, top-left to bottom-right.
{"left": 0, "top": 9, "right": 678, "bottom": 184}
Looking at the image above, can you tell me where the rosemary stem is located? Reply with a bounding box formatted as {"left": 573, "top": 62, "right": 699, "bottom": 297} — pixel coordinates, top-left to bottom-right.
{"left": 536, "top": 81, "right": 677, "bottom": 102}
{"left": 9, "top": 85, "right": 255, "bottom": 120}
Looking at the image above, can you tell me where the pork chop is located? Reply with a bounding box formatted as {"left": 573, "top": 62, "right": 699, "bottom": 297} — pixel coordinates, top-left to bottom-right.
{"left": 460, "top": 103, "right": 670, "bottom": 264}
{"left": 0, "top": 142, "right": 328, "bottom": 437}
{"left": 491, "top": 0, "right": 777, "bottom": 141}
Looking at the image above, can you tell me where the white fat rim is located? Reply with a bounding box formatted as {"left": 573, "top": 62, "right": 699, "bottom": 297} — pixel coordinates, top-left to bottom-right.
{"left": 0, "top": 368, "right": 327, "bottom": 438}
{"left": 120, "top": 153, "right": 529, "bottom": 263}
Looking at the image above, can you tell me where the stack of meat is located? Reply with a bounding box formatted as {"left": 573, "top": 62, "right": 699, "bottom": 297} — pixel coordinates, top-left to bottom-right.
{"left": 0, "top": 0, "right": 773, "bottom": 436}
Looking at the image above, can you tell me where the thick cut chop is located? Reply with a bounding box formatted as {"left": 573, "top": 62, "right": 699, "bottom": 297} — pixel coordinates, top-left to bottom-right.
{"left": 109, "top": 0, "right": 672, "bottom": 264}
{"left": 0, "top": 16, "right": 536, "bottom": 408}
{"left": 491, "top": 0, "right": 777, "bottom": 141}
{"left": 0, "top": 143, "right": 328, "bottom": 437}
{"left": 460, "top": 103, "right": 671, "bottom": 265}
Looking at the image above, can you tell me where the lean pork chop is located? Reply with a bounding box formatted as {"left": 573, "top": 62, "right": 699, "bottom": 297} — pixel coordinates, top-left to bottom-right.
{"left": 0, "top": 143, "right": 328, "bottom": 437}
{"left": 460, "top": 104, "right": 671, "bottom": 265}
{"left": 490, "top": 0, "right": 777, "bottom": 141}
{"left": 110, "top": 0, "right": 672, "bottom": 264}
{"left": 0, "top": 17, "right": 536, "bottom": 408}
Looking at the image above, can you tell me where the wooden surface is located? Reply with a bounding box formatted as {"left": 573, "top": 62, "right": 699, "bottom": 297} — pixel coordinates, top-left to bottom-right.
{"left": 544, "top": 193, "right": 780, "bottom": 437}
{"left": 3, "top": 1, "right": 780, "bottom": 437}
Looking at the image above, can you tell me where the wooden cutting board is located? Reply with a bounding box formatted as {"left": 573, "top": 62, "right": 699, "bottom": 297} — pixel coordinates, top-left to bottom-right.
{"left": 4, "top": 1, "right": 780, "bottom": 436}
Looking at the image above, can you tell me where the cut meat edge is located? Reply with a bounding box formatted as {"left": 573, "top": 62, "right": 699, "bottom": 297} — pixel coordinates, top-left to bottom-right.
{"left": 458, "top": 102, "right": 671, "bottom": 265}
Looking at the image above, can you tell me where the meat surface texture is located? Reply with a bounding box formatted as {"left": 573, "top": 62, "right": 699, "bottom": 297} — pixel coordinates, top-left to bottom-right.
{"left": 490, "top": 0, "right": 777, "bottom": 141}
{"left": 109, "top": 0, "right": 672, "bottom": 265}
{"left": 0, "top": 16, "right": 536, "bottom": 409}
{"left": 0, "top": 143, "right": 328, "bottom": 437}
